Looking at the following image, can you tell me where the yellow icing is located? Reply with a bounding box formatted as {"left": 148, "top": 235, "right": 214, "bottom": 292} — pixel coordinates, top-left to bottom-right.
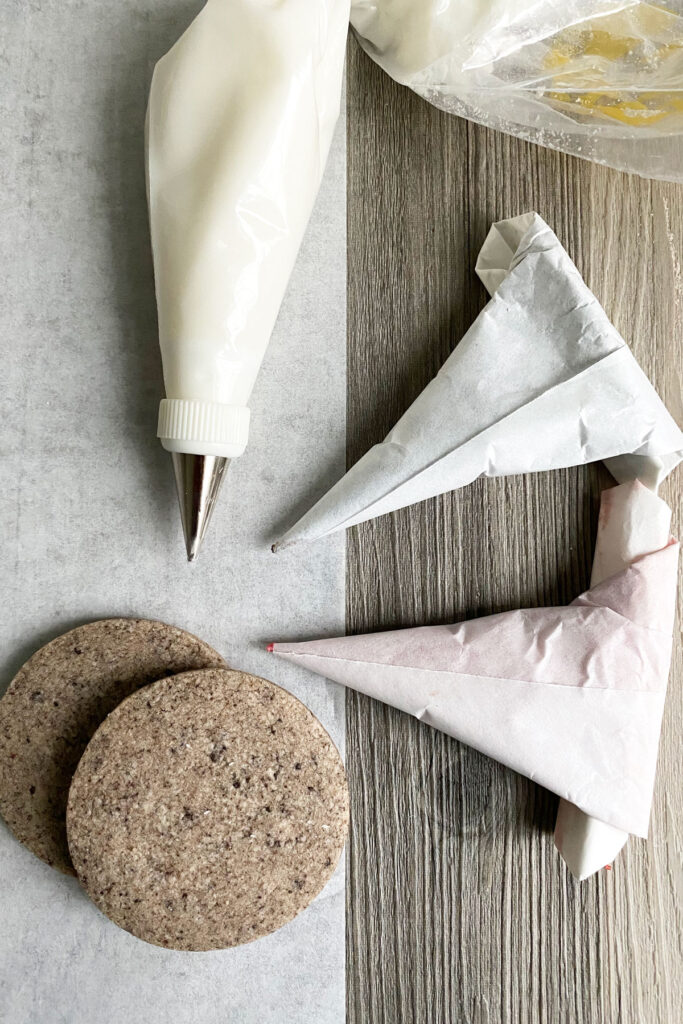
{"left": 542, "top": 3, "right": 683, "bottom": 129}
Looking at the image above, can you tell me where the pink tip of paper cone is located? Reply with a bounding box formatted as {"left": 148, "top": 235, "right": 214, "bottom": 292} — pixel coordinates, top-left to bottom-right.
{"left": 266, "top": 643, "right": 274, "bottom": 653}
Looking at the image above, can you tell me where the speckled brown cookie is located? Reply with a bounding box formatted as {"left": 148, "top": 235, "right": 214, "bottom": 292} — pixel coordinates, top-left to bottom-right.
{"left": 0, "top": 619, "right": 225, "bottom": 874}
{"left": 66, "top": 668, "right": 348, "bottom": 950}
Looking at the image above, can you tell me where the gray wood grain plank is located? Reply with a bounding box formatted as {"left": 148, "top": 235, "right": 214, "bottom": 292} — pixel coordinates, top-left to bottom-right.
{"left": 346, "top": 35, "right": 682, "bottom": 1024}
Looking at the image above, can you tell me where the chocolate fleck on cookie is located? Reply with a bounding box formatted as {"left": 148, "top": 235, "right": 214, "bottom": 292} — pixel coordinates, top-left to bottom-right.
{"left": 0, "top": 619, "right": 225, "bottom": 874}
{"left": 66, "top": 668, "right": 348, "bottom": 950}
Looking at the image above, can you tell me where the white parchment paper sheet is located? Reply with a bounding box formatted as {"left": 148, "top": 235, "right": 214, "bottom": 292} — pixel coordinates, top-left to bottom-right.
{"left": 0, "top": 3, "right": 346, "bottom": 1022}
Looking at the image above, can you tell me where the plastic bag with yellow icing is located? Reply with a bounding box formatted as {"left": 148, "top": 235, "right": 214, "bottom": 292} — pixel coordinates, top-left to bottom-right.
{"left": 351, "top": 0, "right": 683, "bottom": 181}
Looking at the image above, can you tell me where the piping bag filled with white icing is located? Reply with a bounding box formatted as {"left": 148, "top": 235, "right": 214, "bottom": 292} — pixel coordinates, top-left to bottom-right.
{"left": 271, "top": 480, "right": 679, "bottom": 879}
{"left": 146, "top": 0, "right": 349, "bottom": 559}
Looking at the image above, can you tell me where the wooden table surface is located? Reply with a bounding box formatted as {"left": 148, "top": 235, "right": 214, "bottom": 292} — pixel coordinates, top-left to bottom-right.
{"left": 345, "top": 36, "right": 683, "bottom": 1024}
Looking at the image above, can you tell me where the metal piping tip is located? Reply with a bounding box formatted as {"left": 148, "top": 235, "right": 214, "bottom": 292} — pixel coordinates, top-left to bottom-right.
{"left": 171, "top": 453, "right": 229, "bottom": 562}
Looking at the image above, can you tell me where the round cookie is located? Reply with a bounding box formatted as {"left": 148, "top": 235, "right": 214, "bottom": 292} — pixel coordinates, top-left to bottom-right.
{"left": 0, "top": 619, "right": 225, "bottom": 874}
{"left": 66, "top": 668, "right": 348, "bottom": 950}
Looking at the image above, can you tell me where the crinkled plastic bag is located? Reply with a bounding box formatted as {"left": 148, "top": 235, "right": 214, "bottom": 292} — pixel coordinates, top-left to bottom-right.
{"left": 351, "top": 0, "right": 683, "bottom": 181}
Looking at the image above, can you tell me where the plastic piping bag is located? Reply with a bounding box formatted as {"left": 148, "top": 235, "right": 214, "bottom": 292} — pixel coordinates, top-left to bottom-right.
{"left": 146, "top": 0, "right": 349, "bottom": 556}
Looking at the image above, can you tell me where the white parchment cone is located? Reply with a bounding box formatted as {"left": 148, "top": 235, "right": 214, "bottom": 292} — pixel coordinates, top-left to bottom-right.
{"left": 273, "top": 213, "right": 682, "bottom": 551}
{"left": 271, "top": 481, "right": 679, "bottom": 878}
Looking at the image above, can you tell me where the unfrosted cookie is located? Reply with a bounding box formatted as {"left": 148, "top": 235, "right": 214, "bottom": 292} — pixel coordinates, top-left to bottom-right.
{"left": 0, "top": 619, "right": 225, "bottom": 874}
{"left": 66, "top": 668, "right": 348, "bottom": 950}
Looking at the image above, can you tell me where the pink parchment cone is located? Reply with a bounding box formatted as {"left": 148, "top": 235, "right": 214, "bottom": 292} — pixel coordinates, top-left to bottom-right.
{"left": 272, "top": 491, "right": 678, "bottom": 838}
